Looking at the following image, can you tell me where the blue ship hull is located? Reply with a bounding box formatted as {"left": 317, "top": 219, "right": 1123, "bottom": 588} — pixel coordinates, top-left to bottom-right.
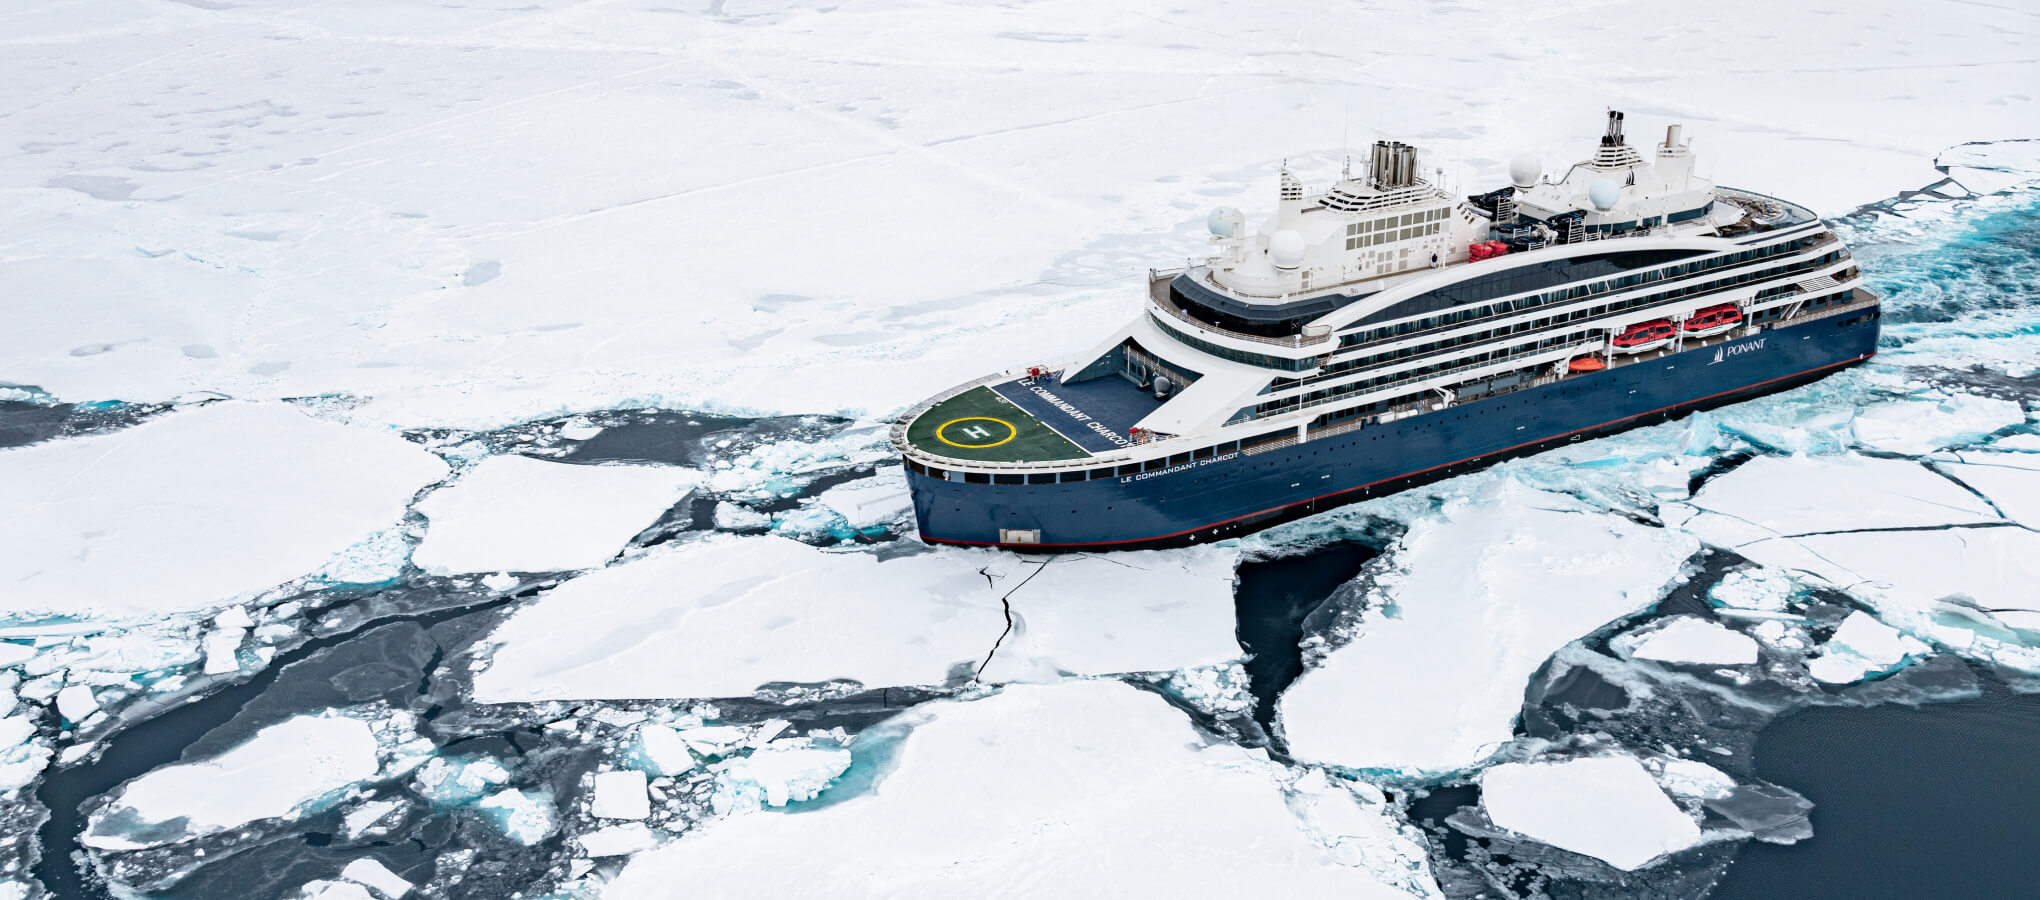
{"left": 907, "top": 313, "right": 1881, "bottom": 551}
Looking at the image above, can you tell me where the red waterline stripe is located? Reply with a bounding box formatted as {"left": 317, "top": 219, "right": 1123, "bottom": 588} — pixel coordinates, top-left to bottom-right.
{"left": 923, "top": 350, "right": 1873, "bottom": 549}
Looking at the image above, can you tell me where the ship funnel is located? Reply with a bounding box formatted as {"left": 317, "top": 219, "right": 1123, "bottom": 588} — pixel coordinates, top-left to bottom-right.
{"left": 1663, "top": 123, "right": 1682, "bottom": 149}
{"left": 1369, "top": 140, "right": 1421, "bottom": 190}
{"left": 1601, "top": 110, "right": 1626, "bottom": 147}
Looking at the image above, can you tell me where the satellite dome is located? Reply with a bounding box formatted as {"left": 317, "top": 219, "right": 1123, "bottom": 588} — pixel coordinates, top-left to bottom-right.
{"left": 1508, "top": 154, "right": 1541, "bottom": 188}
{"left": 1207, "top": 207, "right": 1242, "bottom": 237}
{"left": 1269, "top": 230, "right": 1306, "bottom": 269}
{"left": 1588, "top": 177, "right": 1621, "bottom": 211}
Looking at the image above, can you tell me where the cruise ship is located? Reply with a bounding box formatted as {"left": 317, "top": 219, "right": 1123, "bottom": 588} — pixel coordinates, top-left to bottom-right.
{"left": 891, "top": 111, "right": 1881, "bottom": 550}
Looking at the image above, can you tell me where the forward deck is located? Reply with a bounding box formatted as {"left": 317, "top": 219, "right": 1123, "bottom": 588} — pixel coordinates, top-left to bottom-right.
{"left": 901, "top": 372, "right": 1167, "bottom": 463}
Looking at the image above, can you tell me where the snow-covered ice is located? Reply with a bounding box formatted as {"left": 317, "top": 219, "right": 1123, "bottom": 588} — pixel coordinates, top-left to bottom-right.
{"left": 472, "top": 535, "right": 1239, "bottom": 702}
{"left": 0, "top": 402, "right": 448, "bottom": 615}
{"left": 1480, "top": 756, "right": 1702, "bottom": 871}
{"left": 1673, "top": 454, "right": 1999, "bottom": 546}
{"left": 606, "top": 680, "right": 1433, "bottom": 897}
{"left": 339, "top": 859, "right": 411, "bottom": 899}
{"left": 54, "top": 685, "right": 99, "bottom": 724}
{"left": 412, "top": 455, "right": 696, "bottom": 575}
{"left": 476, "top": 788, "right": 557, "bottom": 845}
{"left": 814, "top": 468, "right": 913, "bottom": 530}
{"left": 1614, "top": 616, "right": 1760, "bottom": 666}
{"left": 1808, "top": 611, "right": 1932, "bottom": 685}
{"left": 1655, "top": 758, "right": 1738, "bottom": 801}
{"left": 589, "top": 770, "right": 649, "bottom": 820}
{"left": 577, "top": 823, "right": 658, "bottom": 858}
{"left": 4, "top": 2, "right": 2033, "bottom": 430}
{"left": 1850, "top": 394, "right": 2025, "bottom": 455}
{"left": 83, "top": 714, "right": 381, "bottom": 849}
{"left": 1944, "top": 452, "right": 2040, "bottom": 527}
{"left": 1280, "top": 485, "right": 1695, "bottom": 777}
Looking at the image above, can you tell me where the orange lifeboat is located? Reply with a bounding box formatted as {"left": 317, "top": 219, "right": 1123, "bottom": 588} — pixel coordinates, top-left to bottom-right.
{"left": 1568, "top": 355, "right": 1607, "bottom": 373}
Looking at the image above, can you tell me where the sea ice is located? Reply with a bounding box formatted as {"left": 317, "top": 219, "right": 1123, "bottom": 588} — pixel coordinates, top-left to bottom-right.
{"left": 1280, "top": 484, "right": 1695, "bottom": 777}
{"left": 711, "top": 502, "right": 769, "bottom": 532}
{"left": 1480, "top": 756, "right": 1702, "bottom": 871}
{"left": 1676, "top": 454, "right": 1998, "bottom": 545}
{"left": 606, "top": 680, "right": 1432, "bottom": 897}
{"left": 1808, "top": 611, "right": 1932, "bottom": 684}
{"left": 1850, "top": 394, "right": 2025, "bottom": 455}
{"left": 0, "top": 402, "right": 447, "bottom": 616}
{"left": 814, "top": 468, "right": 913, "bottom": 529}
{"left": 295, "top": 882, "right": 375, "bottom": 900}
{"left": 577, "top": 822, "right": 658, "bottom": 858}
{"left": 1709, "top": 569, "right": 1801, "bottom": 613}
{"left": 1614, "top": 617, "right": 1759, "bottom": 666}
{"left": 412, "top": 455, "right": 697, "bottom": 575}
{"left": 1654, "top": 758, "right": 1738, "bottom": 801}
{"left": 412, "top": 755, "right": 511, "bottom": 807}
{"left": 590, "top": 770, "right": 650, "bottom": 820}
{"left": 54, "top": 684, "right": 99, "bottom": 723}
{"left": 339, "top": 859, "right": 411, "bottom": 899}
{"left": 83, "top": 714, "right": 381, "bottom": 849}
{"left": 476, "top": 788, "right": 558, "bottom": 845}
{"left": 1943, "top": 452, "right": 2040, "bottom": 527}
{"left": 634, "top": 724, "right": 697, "bottom": 777}
{"left": 709, "top": 740, "right": 852, "bottom": 814}
{"left": 472, "top": 535, "right": 1239, "bottom": 702}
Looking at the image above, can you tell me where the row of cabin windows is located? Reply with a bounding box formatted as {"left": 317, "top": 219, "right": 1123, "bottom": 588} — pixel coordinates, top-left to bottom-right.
{"left": 1290, "top": 250, "right": 1847, "bottom": 390}
{"left": 1337, "top": 235, "right": 1822, "bottom": 345}
{"left": 1255, "top": 328, "right": 1598, "bottom": 419}
{"left": 1346, "top": 221, "right": 1443, "bottom": 251}
{"left": 1148, "top": 315, "right": 1318, "bottom": 371}
{"left": 1255, "top": 281, "right": 1858, "bottom": 420}
{"left": 1345, "top": 206, "right": 1451, "bottom": 237}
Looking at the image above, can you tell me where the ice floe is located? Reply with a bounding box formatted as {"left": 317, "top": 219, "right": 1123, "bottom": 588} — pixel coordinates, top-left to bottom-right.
{"left": 0, "top": 402, "right": 447, "bottom": 616}
{"left": 708, "top": 739, "right": 853, "bottom": 815}
{"left": 476, "top": 788, "right": 557, "bottom": 845}
{"left": 813, "top": 468, "right": 913, "bottom": 530}
{"left": 1671, "top": 453, "right": 1999, "bottom": 545}
{"left": 338, "top": 859, "right": 411, "bottom": 899}
{"left": 1280, "top": 484, "right": 1695, "bottom": 777}
{"left": 590, "top": 770, "right": 650, "bottom": 820}
{"left": 1808, "top": 611, "right": 1933, "bottom": 684}
{"left": 1613, "top": 616, "right": 1759, "bottom": 666}
{"left": 1479, "top": 755, "right": 1702, "bottom": 871}
{"left": 604, "top": 680, "right": 1434, "bottom": 897}
{"left": 1850, "top": 393, "right": 2025, "bottom": 455}
{"left": 412, "top": 455, "right": 696, "bottom": 575}
{"left": 83, "top": 713, "right": 382, "bottom": 850}
{"left": 1943, "top": 451, "right": 2040, "bottom": 526}
{"left": 472, "top": 535, "right": 1239, "bottom": 702}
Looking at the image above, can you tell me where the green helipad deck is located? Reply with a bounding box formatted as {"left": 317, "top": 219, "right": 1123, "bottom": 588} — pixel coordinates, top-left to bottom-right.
{"left": 903, "top": 386, "right": 1088, "bottom": 463}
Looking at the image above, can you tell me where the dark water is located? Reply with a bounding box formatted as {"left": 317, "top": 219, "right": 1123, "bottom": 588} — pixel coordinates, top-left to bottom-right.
{"left": 1710, "top": 682, "right": 2040, "bottom": 900}
{"left": 1232, "top": 542, "right": 1378, "bottom": 742}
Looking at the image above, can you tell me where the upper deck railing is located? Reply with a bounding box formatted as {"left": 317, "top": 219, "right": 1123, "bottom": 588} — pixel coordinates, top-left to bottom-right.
{"left": 1147, "top": 270, "right": 1333, "bottom": 349}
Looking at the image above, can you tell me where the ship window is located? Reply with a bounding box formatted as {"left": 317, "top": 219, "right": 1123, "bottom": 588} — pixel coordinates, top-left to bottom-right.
{"left": 926, "top": 466, "right": 946, "bottom": 480}
{"left": 965, "top": 472, "right": 990, "bottom": 484}
{"left": 993, "top": 474, "right": 1023, "bottom": 485}
{"left": 905, "top": 460, "right": 925, "bottom": 475}
{"left": 1194, "top": 446, "right": 1215, "bottom": 460}
{"left": 1400, "top": 213, "right": 1415, "bottom": 226}
{"left": 1088, "top": 466, "right": 1115, "bottom": 479}
{"left": 1168, "top": 453, "right": 1190, "bottom": 466}
{"left": 1143, "top": 458, "right": 1166, "bottom": 472}
{"left": 1118, "top": 463, "right": 1142, "bottom": 477}
{"left": 1027, "top": 473, "right": 1056, "bottom": 485}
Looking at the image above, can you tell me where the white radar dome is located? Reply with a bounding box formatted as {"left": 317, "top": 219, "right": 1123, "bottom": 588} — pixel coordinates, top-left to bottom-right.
{"left": 1508, "top": 154, "right": 1541, "bottom": 188}
{"left": 1207, "top": 207, "right": 1242, "bottom": 237}
{"left": 1588, "top": 177, "right": 1621, "bottom": 211}
{"left": 1268, "top": 230, "right": 1306, "bottom": 269}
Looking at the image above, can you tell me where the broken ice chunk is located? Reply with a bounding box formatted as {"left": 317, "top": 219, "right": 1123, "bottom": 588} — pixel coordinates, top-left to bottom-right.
{"left": 712, "top": 502, "right": 768, "bottom": 531}
{"left": 710, "top": 740, "right": 851, "bottom": 814}
{"left": 54, "top": 684, "right": 98, "bottom": 723}
{"left": 412, "top": 455, "right": 697, "bottom": 575}
{"left": 577, "top": 822, "right": 658, "bottom": 858}
{"left": 339, "top": 859, "right": 411, "bottom": 898}
{"left": 1808, "top": 611, "right": 1931, "bottom": 684}
{"left": 202, "top": 627, "right": 247, "bottom": 675}
{"left": 1851, "top": 394, "right": 2025, "bottom": 455}
{"left": 591, "top": 770, "right": 650, "bottom": 820}
{"left": 1613, "top": 616, "right": 1759, "bottom": 666}
{"left": 477, "top": 788, "right": 557, "bottom": 845}
{"left": 294, "top": 882, "right": 375, "bottom": 900}
{"left": 1480, "top": 756, "right": 1702, "bottom": 871}
{"left": 815, "top": 468, "right": 912, "bottom": 529}
{"left": 412, "top": 755, "right": 511, "bottom": 807}
{"left": 634, "top": 725, "right": 697, "bottom": 776}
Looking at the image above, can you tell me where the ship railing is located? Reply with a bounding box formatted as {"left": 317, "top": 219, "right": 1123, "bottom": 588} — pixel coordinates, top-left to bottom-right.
{"left": 1148, "top": 272, "right": 1334, "bottom": 349}
{"left": 1776, "top": 289, "right": 1880, "bottom": 327}
{"left": 1264, "top": 336, "right": 1606, "bottom": 423}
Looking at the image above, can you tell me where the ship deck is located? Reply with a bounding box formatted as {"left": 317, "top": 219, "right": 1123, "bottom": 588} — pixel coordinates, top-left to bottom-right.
{"left": 902, "top": 372, "right": 1168, "bottom": 464}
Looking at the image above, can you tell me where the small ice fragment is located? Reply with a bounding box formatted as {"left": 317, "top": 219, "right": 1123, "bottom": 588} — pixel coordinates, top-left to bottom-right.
{"left": 635, "top": 725, "right": 697, "bottom": 777}
{"left": 712, "top": 502, "right": 769, "bottom": 531}
{"left": 748, "top": 719, "right": 790, "bottom": 746}
{"left": 214, "top": 607, "right": 255, "bottom": 630}
{"left": 578, "top": 822, "right": 658, "bottom": 857}
{"left": 559, "top": 421, "right": 604, "bottom": 441}
{"left": 678, "top": 725, "right": 750, "bottom": 757}
{"left": 340, "top": 799, "right": 405, "bottom": 840}
{"left": 0, "top": 715, "right": 35, "bottom": 748}
{"left": 591, "top": 770, "right": 650, "bottom": 820}
{"left": 1614, "top": 616, "right": 1759, "bottom": 665}
{"left": 294, "top": 882, "right": 374, "bottom": 900}
{"left": 1656, "top": 759, "right": 1736, "bottom": 800}
{"left": 1808, "top": 611, "right": 1931, "bottom": 684}
{"left": 202, "top": 627, "right": 248, "bottom": 675}
{"left": 339, "top": 859, "right": 411, "bottom": 898}
{"left": 593, "top": 709, "right": 648, "bottom": 729}
{"left": 711, "top": 741, "right": 851, "bottom": 813}
{"left": 477, "top": 788, "right": 557, "bottom": 845}
{"left": 55, "top": 685, "right": 98, "bottom": 723}
{"left": 0, "top": 645, "right": 34, "bottom": 668}
{"left": 480, "top": 573, "right": 518, "bottom": 592}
